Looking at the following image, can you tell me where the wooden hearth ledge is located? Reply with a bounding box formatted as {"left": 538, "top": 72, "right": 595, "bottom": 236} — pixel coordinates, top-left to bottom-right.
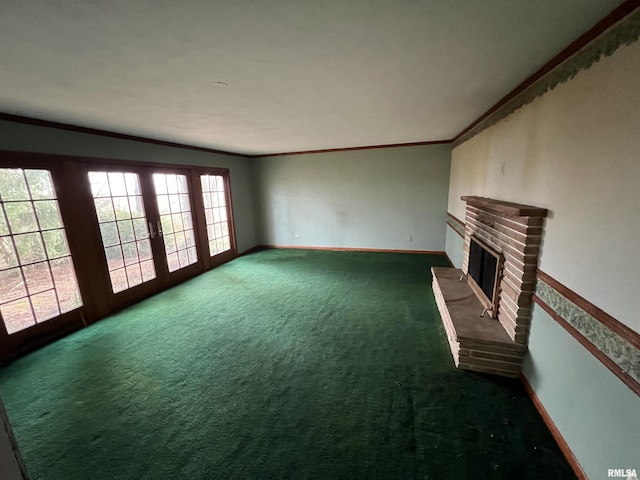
{"left": 432, "top": 267, "right": 527, "bottom": 377}
{"left": 434, "top": 196, "right": 547, "bottom": 377}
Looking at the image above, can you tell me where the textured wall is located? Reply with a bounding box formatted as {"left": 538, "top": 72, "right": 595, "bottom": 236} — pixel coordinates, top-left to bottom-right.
{"left": 445, "top": 39, "right": 640, "bottom": 477}
{"left": 0, "top": 120, "right": 257, "bottom": 253}
{"left": 252, "top": 144, "right": 451, "bottom": 251}
{"left": 448, "top": 40, "right": 640, "bottom": 332}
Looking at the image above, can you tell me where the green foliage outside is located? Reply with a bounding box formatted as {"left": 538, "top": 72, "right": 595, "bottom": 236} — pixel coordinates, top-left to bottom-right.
{"left": 0, "top": 169, "right": 69, "bottom": 269}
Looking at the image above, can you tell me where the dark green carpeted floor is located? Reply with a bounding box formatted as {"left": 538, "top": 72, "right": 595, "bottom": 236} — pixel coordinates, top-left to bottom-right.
{"left": 0, "top": 249, "right": 575, "bottom": 479}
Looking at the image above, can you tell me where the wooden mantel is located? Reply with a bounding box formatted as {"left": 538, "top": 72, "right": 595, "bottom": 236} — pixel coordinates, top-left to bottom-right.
{"left": 461, "top": 196, "right": 548, "bottom": 218}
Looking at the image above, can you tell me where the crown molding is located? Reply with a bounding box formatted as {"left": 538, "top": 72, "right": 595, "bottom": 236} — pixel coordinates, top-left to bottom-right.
{"left": 5, "top": 2, "right": 638, "bottom": 156}
{"left": 453, "top": 0, "right": 640, "bottom": 147}
{"left": 250, "top": 140, "right": 452, "bottom": 158}
{"left": 0, "top": 113, "right": 248, "bottom": 158}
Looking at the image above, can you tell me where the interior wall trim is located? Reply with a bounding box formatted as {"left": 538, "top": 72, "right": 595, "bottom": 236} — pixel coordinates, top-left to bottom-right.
{"left": 0, "top": 113, "right": 248, "bottom": 158}
{"left": 520, "top": 374, "right": 588, "bottom": 480}
{"left": 0, "top": 149, "right": 231, "bottom": 173}
{"left": 446, "top": 212, "right": 464, "bottom": 228}
{"left": 533, "top": 270, "right": 640, "bottom": 397}
{"left": 537, "top": 270, "right": 640, "bottom": 350}
{"left": 0, "top": 113, "right": 453, "bottom": 159}
{"left": 260, "top": 245, "right": 446, "bottom": 255}
{"left": 446, "top": 212, "right": 465, "bottom": 238}
{"left": 3, "top": 4, "right": 639, "bottom": 159}
{"left": 453, "top": 1, "right": 640, "bottom": 147}
{"left": 252, "top": 140, "right": 452, "bottom": 158}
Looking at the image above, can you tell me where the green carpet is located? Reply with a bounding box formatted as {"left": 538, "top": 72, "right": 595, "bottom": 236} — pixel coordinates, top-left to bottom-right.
{"left": 0, "top": 249, "right": 575, "bottom": 479}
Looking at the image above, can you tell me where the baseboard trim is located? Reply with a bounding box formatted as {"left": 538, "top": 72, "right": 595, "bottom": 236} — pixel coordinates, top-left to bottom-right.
{"left": 261, "top": 244, "right": 447, "bottom": 255}
{"left": 520, "top": 374, "right": 587, "bottom": 480}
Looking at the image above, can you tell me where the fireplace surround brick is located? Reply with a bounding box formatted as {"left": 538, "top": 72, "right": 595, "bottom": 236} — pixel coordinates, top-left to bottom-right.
{"left": 433, "top": 196, "right": 547, "bottom": 377}
{"left": 461, "top": 197, "right": 548, "bottom": 344}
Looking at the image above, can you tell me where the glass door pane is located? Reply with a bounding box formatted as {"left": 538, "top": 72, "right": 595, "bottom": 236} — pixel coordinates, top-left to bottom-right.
{"left": 89, "top": 171, "right": 156, "bottom": 293}
{"left": 201, "top": 175, "right": 231, "bottom": 256}
{"left": 0, "top": 169, "right": 82, "bottom": 334}
{"left": 153, "top": 173, "right": 197, "bottom": 272}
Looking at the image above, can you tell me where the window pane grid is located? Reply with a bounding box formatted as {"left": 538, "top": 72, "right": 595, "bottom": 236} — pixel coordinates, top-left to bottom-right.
{"left": 200, "top": 175, "right": 231, "bottom": 256}
{"left": 154, "top": 173, "right": 197, "bottom": 273}
{"left": 89, "top": 171, "right": 156, "bottom": 293}
{"left": 0, "top": 169, "right": 82, "bottom": 334}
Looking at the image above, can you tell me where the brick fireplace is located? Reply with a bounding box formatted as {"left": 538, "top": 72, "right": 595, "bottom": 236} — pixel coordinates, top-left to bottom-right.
{"left": 432, "top": 196, "right": 547, "bottom": 377}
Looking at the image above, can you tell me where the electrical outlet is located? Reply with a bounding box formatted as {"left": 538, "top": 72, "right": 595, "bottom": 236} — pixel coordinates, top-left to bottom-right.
{"left": 408, "top": 235, "right": 412, "bottom": 242}
{"left": 294, "top": 233, "right": 299, "bottom": 239}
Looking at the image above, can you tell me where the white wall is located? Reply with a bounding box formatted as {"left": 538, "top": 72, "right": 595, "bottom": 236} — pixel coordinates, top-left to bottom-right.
{"left": 0, "top": 120, "right": 257, "bottom": 253}
{"left": 252, "top": 144, "right": 451, "bottom": 251}
{"left": 444, "top": 226, "right": 464, "bottom": 268}
{"left": 447, "top": 39, "right": 640, "bottom": 331}
{"left": 446, "top": 39, "right": 640, "bottom": 478}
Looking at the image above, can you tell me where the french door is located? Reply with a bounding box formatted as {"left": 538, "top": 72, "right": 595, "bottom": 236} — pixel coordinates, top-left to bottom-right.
{"left": 86, "top": 166, "right": 208, "bottom": 310}
{"left": 0, "top": 168, "right": 83, "bottom": 335}
{"left": 0, "top": 152, "right": 236, "bottom": 361}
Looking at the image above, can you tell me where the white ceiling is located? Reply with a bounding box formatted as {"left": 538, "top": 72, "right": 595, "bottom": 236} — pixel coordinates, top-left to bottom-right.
{"left": 0, "top": 0, "right": 623, "bottom": 155}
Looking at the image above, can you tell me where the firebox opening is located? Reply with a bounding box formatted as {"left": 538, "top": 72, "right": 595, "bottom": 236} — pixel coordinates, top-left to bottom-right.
{"left": 467, "top": 237, "right": 503, "bottom": 318}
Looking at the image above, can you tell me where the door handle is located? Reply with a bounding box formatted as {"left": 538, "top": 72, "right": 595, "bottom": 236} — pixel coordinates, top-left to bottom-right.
{"left": 148, "top": 221, "right": 156, "bottom": 239}
{"left": 157, "top": 220, "right": 163, "bottom": 237}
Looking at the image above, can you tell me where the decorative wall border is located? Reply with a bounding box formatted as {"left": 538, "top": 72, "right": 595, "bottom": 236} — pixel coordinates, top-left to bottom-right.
{"left": 453, "top": 2, "right": 640, "bottom": 147}
{"left": 446, "top": 212, "right": 465, "bottom": 238}
{"left": 533, "top": 270, "right": 640, "bottom": 397}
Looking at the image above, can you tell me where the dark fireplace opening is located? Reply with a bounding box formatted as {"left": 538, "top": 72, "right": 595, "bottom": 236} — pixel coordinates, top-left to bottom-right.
{"left": 467, "top": 237, "right": 503, "bottom": 318}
